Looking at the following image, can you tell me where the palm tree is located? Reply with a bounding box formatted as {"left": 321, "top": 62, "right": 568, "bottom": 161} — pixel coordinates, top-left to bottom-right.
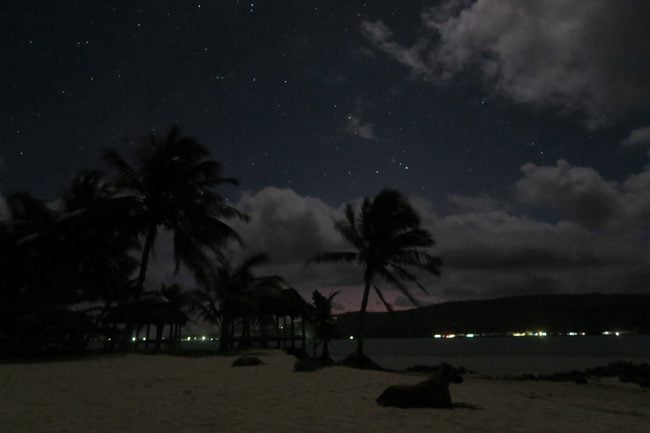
{"left": 310, "top": 290, "right": 339, "bottom": 362}
{"left": 0, "top": 174, "right": 138, "bottom": 353}
{"left": 192, "top": 253, "right": 283, "bottom": 352}
{"left": 103, "top": 127, "right": 247, "bottom": 344}
{"left": 308, "top": 189, "right": 441, "bottom": 361}
{"left": 60, "top": 171, "right": 139, "bottom": 305}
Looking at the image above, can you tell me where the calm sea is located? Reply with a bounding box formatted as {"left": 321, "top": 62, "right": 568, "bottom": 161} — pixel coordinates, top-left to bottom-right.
{"left": 328, "top": 336, "right": 650, "bottom": 375}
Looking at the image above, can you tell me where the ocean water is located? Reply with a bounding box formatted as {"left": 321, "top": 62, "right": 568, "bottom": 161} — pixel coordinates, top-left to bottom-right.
{"left": 328, "top": 336, "right": 650, "bottom": 375}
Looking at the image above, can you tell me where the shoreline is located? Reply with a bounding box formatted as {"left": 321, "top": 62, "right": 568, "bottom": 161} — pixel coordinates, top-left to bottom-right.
{"left": 1, "top": 349, "right": 649, "bottom": 433}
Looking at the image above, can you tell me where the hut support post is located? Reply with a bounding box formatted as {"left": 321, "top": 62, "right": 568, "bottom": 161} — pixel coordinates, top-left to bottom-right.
{"left": 144, "top": 323, "right": 151, "bottom": 351}
{"left": 134, "top": 324, "right": 141, "bottom": 351}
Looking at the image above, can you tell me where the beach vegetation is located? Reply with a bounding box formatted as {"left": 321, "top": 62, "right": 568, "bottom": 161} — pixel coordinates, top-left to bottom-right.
{"left": 308, "top": 188, "right": 441, "bottom": 363}
{"left": 191, "top": 253, "right": 284, "bottom": 352}
{"left": 103, "top": 127, "right": 246, "bottom": 346}
{"left": 309, "top": 290, "right": 340, "bottom": 362}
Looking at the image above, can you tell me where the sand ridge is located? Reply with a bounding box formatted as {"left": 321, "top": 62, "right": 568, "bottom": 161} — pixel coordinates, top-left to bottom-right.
{"left": 1, "top": 350, "right": 648, "bottom": 433}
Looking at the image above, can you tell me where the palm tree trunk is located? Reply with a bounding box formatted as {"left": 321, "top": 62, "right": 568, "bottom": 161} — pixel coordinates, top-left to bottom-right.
{"left": 135, "top": 224, "right": 157, "bottom": 300}
{"left": 321, "top": 339, "right": 330, "bottom": 361}
{"left": 356, "top": 274, "right": 372, "bottom": 358}
{"left": 123, "top": 224, "right": 157, "bottom": 349}
{"left": 219, "top": 316, "right": 230, "bottom": 352}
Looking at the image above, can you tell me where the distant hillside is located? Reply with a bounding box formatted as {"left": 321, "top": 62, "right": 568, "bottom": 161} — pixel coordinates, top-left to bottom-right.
{"left": 335, "top": 294, "right": 650, "bottom": 337}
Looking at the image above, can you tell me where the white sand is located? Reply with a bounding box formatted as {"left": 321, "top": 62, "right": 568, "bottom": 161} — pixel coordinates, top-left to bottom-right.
{"left": 1, "top": 350, "right": 648, "bottom": 433}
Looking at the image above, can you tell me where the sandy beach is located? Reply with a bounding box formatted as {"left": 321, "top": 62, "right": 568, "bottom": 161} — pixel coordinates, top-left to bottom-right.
{"left": 1, "top": 350, "right": 648, "bottom": 433}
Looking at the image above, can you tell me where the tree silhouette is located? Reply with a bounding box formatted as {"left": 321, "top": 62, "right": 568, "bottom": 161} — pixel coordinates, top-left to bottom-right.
{"left": 310, "top": 290, "right": 339, "bottom": 362}
{"left": 0, "top": 173, "right": 138, "bottom": 354}
{"left": 103, "top": 127, "right": 246, "bottom": 345}
{"left": 308, "top": 189, "right": 441, "bottom": 362}
{"left": 192, "top": 253, "right": 283, "bottom": 352}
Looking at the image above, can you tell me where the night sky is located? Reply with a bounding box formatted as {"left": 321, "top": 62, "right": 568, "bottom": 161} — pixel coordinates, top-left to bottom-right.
{"left": 2, "top": 1, "right": 650, "bottom": 311}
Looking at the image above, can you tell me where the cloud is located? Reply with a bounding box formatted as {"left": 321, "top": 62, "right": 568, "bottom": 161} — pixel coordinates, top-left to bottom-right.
{"left": 361, "top": 0, "right": 650, "bottom": 128}
{"left": 515, "top": 160, "right": 650, "bottom": 229}
{"left": 623, "top": 126, "right": 650, "bottom": 147}
{"left": 343, "top": 114, "right": 377, "bottom": 141}
{"left": 416, "top": 204, "right": 648, "bottom": 301}
{"left": 360, "top": 21, "right": 430, "bottom": 77}
{"left": 448, "top": 193, "right": 509, "bottom": 213}
{"left": 233, "top": 187, "right": 345, "bottom": 264}
{"left": 142, "top": 166, "right": 649, "bottom": 311}
{"left": 515, "top": 160, "right": 622, "bottom": 227}
{"left": 220, "top": 169, "right": 649, "bottom": 310}
{"left": 229, "top": 187, "right": 365, "bottom": 292}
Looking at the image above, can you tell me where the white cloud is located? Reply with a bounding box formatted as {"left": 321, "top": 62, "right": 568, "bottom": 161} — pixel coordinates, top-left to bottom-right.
{"left": 515, "top": 160, "right": 622, "bottom": 227}
{"left": 141, "top": 166, "right": 650, "bottom": 309}
{"left": 362, "top": 0, "right": 650, "bottom": 128}
{"left": 343, "top": 114, "right": 377, "bottom": 141}
{"left": 515, "top": 160, "right": 650, "bottom": 229}
{"left": 360, "top": 21, "right": 430, "bottom": 78}
{"left": 222, "top": 173, "right": 649, "bottom": 308}
{"left": 447, "top": 193, "right": 509, "bottom": 213}
{"left": 623, "top": 126, "right": 650, "bottom": 147}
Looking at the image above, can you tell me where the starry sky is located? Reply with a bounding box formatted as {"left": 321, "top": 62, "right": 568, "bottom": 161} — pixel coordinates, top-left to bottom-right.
{"left": 2, "top": 1, "right": 650, "bottom": 311}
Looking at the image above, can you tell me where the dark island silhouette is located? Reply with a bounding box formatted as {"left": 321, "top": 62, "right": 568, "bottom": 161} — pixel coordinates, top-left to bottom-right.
{"left": 335, "top": 293, "right": 650, "bottom": 338}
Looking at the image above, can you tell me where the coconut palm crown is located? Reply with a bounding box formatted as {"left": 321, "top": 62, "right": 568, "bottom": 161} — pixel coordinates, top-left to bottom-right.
{"left": 308, "top": 188, "right": 441, "bottom": 359}
{"left": 103, "top": 127, "right": 247, "bottom": 304}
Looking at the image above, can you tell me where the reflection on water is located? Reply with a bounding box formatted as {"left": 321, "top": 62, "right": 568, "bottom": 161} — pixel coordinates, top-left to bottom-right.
{"left": 328, "top": 336, "right": 650, "bottom": 375}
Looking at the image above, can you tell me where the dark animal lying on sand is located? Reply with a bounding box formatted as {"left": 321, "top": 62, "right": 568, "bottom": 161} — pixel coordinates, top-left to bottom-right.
{"left": 231, "top": 356, "right": 264, "bottom": 367}
{"left": 376, "top": 363, "right": 464, "bottom": 408}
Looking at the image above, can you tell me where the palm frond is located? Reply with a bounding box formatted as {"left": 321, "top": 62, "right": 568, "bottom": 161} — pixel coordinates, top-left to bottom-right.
{"left": 387, "top": 229, "right": 435, "bottom": 249}
{"left": 240, "top": 253, "right": 271, "bottom": 271}
{"left": 306, "top": 251, "right": 358, "bottom": 266}
{"left": 390, "top": 264, "right": 417, "bottom": 282}
{"left": 172, "top": 226, "right": 212, "bottom": 275}
{"left": 378, "top": 267, "right": 421, "bottom": 307}
{"left": 102, "top": 148, "right": 140, "bottom": 189}
{"left": 334, "top": 220, "right": 365, "bottom": 250}
{"left": 371, "top": 282, "right": 394, "bottom": 312}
